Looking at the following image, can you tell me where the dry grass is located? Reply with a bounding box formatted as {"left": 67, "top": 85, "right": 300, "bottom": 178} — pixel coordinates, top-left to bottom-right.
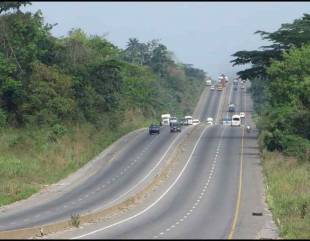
{"left": 262, "top": 150, "right": 310, "bottom": 239}
{"left": 0, "top": 113, "right": 151, "bottom": 207}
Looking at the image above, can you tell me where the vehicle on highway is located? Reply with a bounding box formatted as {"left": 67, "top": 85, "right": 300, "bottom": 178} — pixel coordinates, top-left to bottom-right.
{"left": 207, "top": 117, "right": 214, "bottom": 125}
{"left": 149, "top": 124, "right": 160, "bottom": 135}
{"left": 170, "top": 122, "right": 181, "bottom": 132}
{"left": 240, "top": 112, "right": 245, "bottom": 118}
{"left": 231, "top": 115, "right": 241, "bottom": 126}
{"left": 184, "top": 115, "right": 193, "bottom": 125}
{"left": 179, "top": 118, "right": 186, "bottom": 125}
{"left": 192, "top": 119, "right": 200, "bottom": 125}
{"left": 217, "top": 85, "right": 223, "bottom": 91}
{"left": 223, "top": 117, "right": 232, "bottom": 125}
{"left": 210, "top": 85, "right": 215, "bottom": 91}
{"left": 246, "top": 125, "right": 251, "bottom": 133}
{"left": 169, "top": 116, "right": 178, "bottom": 126}
{"left": 161, "top": 113, "right": 171, "bottom": 126}
{"left": 206, "top": 79, "right": 212, "bottom": 86}
{"left": 233, "top": 79, "right": 238, "bottom": 85}
{"left": 241, "top": 85, "right": 245, "bottom": 89}
{"left": 228, "top": 104, "right": 235, "bottom": 112}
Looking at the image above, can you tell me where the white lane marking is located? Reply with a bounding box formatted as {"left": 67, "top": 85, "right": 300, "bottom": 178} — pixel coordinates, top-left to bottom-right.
{"left": 180, "top": 218, "right": 184, "bottom": 222}
{"left": 160, "top": 232, "right": 164, "bottom": 235}
{"left": 166, "top": 228, "right": 170, "bottom": 231}
{"left": 71, "top": 125, "right": 209, "bottom": 239}
{"left": 176, "top": 221, "right": 180, "bottom": 225}
{"left": 171, "top": 225, "right": 175, "bottom": 228}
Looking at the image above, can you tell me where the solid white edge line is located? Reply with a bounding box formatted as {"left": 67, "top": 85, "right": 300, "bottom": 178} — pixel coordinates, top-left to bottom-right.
{"left": 87, "top": 126, "right": 187, "bottom": 214}
{"left": 71, "top": 125, "right": 210, "bottom": 239}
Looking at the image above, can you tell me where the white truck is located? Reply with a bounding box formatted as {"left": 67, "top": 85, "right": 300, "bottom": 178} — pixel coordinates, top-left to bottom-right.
{"left": 206, "top": 79, "right": 212, "bottom": 86}
{"left": 161, "top": 113, "right": 171, "bottom": 126}
{"left": 184, "top": 115, "right": 193, "bottom": 125}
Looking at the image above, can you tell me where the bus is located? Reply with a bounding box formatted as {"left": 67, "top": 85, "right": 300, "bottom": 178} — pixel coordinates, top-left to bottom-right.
{"left": 231, "top": 115, "right": 241, "bottom": 126}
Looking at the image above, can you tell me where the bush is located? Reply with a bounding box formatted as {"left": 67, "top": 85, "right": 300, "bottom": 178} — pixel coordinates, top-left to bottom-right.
{"left": 280, "top": 134, "right": 310, "bottom": 162}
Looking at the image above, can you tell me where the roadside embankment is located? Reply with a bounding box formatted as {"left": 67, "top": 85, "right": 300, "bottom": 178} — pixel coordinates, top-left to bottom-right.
{"left": 261, "top": 150, "right": 310, "bottom": 239}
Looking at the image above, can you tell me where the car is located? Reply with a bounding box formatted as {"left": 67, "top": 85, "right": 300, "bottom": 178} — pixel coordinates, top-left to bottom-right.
{"left": 149, "top": 124, "right": 160, "bottom": 135}
{"left": 170, "top": 122, "right": 181, "bottom": 132}
{"left": 179, "top": 118, "right": 186, "bottom": 126}
{"left": 192, "top": 119, "right": 200, "bottom": 125}
{"left": 210, "top": 85, "right": 215, "bottom": 91}
{"left": 241, "top": 85, "right": 245, "bottom": 89}
{"left": 223, "top": 117, "right": 232, "bottom": 126}
{"left": 228, "top": 104, "right": 235, "bottom": 112}
{"left": 240, "top": 112, "right": 245, "bottom": 118}
{"left": 207, "top": 117, "right": 214, "bottom": 125}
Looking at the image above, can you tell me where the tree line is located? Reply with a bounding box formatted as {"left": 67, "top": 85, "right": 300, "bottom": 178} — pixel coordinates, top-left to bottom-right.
{"left": 231, "top": 13, "right": 310, "bottom": 161}
{"left": 0, "top": 2, "right": 206, "bottom": 131}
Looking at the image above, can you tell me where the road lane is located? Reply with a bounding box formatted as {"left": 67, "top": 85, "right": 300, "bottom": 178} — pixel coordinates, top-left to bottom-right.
{"left": 0, "top": 85, "right": 218, "bottom": 232}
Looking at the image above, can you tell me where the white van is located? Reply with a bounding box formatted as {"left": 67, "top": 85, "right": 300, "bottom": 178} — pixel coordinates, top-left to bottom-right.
{"left": 231, "top": 115, "right": 241, "bottom": 126}
{"left": 184, "top": 116, "right": 193, "bottom": 125}
{"left": 161, "top": 113, "right": 171, "bottom": 126}
{"left": 206, "top": 80, "right": 212, "bottom": 86}
{"left": 192, "top": 119, "right": 200, "bottom": 125}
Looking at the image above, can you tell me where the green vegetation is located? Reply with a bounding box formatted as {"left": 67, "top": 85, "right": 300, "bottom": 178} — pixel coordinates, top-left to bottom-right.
{"left": 262, "top": 151, "right": 310, "bottom": 238}
{"left": 232, "top": 14, "right": 310, "bottom": 238}
{"left": 0, "top": 2, "right": 207, "bottom": 206}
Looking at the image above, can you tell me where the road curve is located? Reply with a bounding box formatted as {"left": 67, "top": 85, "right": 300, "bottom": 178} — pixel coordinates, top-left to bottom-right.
{"left": 0, "top": 86, "right": 220, "bottom": 232}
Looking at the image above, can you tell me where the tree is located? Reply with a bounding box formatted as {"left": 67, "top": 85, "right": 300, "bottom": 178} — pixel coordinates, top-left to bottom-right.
{"left": 0, "top": 1, "right": 31, "bottom": 14}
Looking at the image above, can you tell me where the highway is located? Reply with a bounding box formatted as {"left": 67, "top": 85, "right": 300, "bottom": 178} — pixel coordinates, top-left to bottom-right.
{"left": 45, "top": 83, "right": 249, "bottom": 239}
{"left": 0, "top": 81, "right": 221, "bottom": 233}
{"left": 0, "top": 81, "right": 275, "bottom": 239}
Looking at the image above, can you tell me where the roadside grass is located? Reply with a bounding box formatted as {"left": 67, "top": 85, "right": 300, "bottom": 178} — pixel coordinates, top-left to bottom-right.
{"left": 262, "top": 150, "right": 310, "bottom": 239}
{"left": 0, "top": 113, "right": 153, "bottom": 207}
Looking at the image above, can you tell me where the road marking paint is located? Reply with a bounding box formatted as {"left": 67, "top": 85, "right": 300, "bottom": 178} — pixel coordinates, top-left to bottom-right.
{"left": 166, "top": 228, "right": 170, "bottom": 231}
{"left": 176, "top": 221, "right": 180, "bottom": 225}
{"left": 64, "top": 205, "right": 67, "bottom": 208}
{"left": 187, "top": 212, "right": 191, "bottom": 215}
{"left": 171, "top": 225, "right": 175, "bottom": 228}
{"left": 189, "top": 209, "right": 193, "bottom": 212}
{"left": 180, "top": 218, "right": 184, "bottom": 222}
{"left": 160, "top": 232, "right": 164, "bottom": 235}
{"left": 228, "top": 124, "right": 245, "bottom": 239}
{"left": 154, "top": 236, "right": 158, "bottom": 238}
{"left": 71, "top": 125, "right": 210, "bottom": 239}
{"left": 184, "top": 216, "right": 187, "bottom": 219}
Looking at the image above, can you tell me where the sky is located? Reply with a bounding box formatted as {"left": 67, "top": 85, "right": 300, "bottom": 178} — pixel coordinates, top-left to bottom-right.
{"left": 22, "top": 1, "right": 310, "bottom": 79}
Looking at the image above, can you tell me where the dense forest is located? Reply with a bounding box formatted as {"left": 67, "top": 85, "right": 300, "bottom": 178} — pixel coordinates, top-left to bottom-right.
{"left": 0, "top": 2, "right": 206, "bottom": 130}
{"left": 231, "top": 13, "right": 310, "bottom": 161}
{"left": 0, "top": 2, "right": 207, "bottom": 205}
